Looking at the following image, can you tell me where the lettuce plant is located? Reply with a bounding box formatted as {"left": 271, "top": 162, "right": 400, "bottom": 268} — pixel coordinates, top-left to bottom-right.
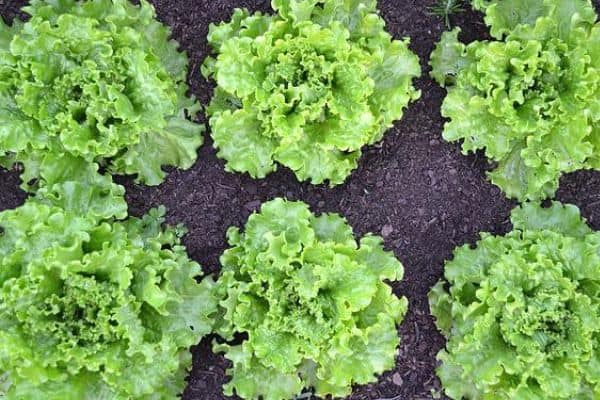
{"left": 430, "top": 202, "right": 600, "bottom": 399}
{"left": 430, "top": 0, "right": 600, "bottom": 200}
{"left": 0, "top": 0, "right": 203, "bottom": 197}
{"left": 212, "top": 198, "right": 407, "bottom": 399}
{"left": 0, "top": 200, "right": 216, "bottom": 399}
{"left": 203, "top": 0, "right": 421, "bottom": 185}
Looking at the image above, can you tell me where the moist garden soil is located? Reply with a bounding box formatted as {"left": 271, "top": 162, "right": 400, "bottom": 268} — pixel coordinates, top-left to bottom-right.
{"left": 2, "top": 0, "right": 600, "bottom": 399}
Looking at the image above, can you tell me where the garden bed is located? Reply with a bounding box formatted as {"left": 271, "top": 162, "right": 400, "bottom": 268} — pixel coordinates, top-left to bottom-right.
{"left": 1, "top": 0, "right": 600, "bottom": 399}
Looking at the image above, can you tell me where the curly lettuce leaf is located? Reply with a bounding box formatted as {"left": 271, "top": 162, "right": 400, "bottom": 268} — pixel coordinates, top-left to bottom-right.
{"left": 431, "top": 0, "right": 600, "bottom": 201}
{"left": 212, "top": 198, "right": 407, "bottom": 399}
{"left": 204, "top": 0, "right": 420, "bottom": 185}
{"left": 0, "top": 201, "right": 217, "bottom": 399}
{"left": 0, "top": 0, "right": 202, "bottom": 198}
{"left": 430, "top": 201, "right": 600, "bottom": 399}
{"left": 429, "top": 28, "right": 471, "bottom": 87}
{"left": 479, "top": 0, "right": 553, "bottom": 38}
{"left": 33, "top": 154, "right": 128, "bottom": 220}
{"left": 475, "top": 0, "right": 597, "bottom": 39}
{"left": 510, "top": 201, "right": 592, "bottom": 237}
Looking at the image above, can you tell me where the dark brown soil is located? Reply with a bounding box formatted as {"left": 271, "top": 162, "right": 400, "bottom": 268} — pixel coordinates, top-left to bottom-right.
{"left": 2, "top": 1, "right": 600, "bottom": 399}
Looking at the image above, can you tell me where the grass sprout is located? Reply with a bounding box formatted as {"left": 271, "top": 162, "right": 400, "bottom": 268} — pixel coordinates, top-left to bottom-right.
{"left": 428, "top": 0, "right": 465, "bottom": 29}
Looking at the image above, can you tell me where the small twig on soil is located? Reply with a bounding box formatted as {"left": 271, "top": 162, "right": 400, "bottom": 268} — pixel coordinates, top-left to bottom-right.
{"left": 414, "top": 321, "right": 421, "bottom": 342}
{"left": 198, "top": 370, "right": 219, "bottom": 377}
{"left": 294, "top": 393, "right": 314, "bottom": 399}
{"left": 216, "top": 182, "right": 236, "bottom": 191}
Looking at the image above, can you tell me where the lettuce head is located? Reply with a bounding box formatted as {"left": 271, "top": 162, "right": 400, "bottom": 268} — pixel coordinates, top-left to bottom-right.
{"left": 203, "top": 0, "right": 421, "bottom": 185}
{"left": 430, "top": 202, "right": 600, "bottom": 399}
{"left": 0, "top": 0, "right": 203, "bottom": 202}
{"left": 430, "top": 0, "right": 600, "bottom": 200}
{"left": 212, "top": 198, "right": 407, "bottom": 399}
{"left": 0, "top": 200, "right": 216, "bottom": 399}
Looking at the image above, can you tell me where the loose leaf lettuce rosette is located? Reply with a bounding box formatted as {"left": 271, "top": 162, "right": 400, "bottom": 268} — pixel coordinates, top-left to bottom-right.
{"left": 0, "top": 0, "right": 203, "bottom": 207}
{"left": 0, "top": 200, "right": 217, "bottom": 399}
{"left": 429, "top": 202, "right": 600, "bottom": 399}
{"left": 430, "top": 0, "right": 600, "bottom": 200}
{"left": 203, "top": 0, "right": 421, "bottom": 185}
{"left": 212, "top": 198, "right": 407, "bottom": 399}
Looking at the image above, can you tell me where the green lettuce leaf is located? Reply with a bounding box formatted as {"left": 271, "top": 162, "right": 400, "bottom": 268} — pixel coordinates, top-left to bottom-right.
{"left": 431, "top": 0, "right": 600, "bottom": 201}
{"left": 0, "top": 201, "right": 217, "bottom": 399}
{"left": 430, "top": 201, "right": 600, "bottom": 399}
{"left": 429, "top": 28, "right": 471, "bottom": 87}
{"left": 203, "top": 0, "right": 420, "bottom": 185}
{"left": 212, "top": 198, "right": 407, "bottom": 399}
{"left": 34, "top": 154, "right": 128, "bottom": 221}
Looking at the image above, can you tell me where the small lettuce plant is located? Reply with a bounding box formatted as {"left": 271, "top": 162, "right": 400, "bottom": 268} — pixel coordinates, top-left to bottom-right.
{"left": 430, "top": 202, "right": 600, "bottom": 399}
{"left": 203, "top": 0, "right": 421, "bottom": 185}
{"left": 212, "top": 198, "right": 407, "bottom": 399}
{"left": 430, "top": 0, "right": 600, "bottom": 200}
{"left": 0, "top": 200, "right": 216, "bottom": 399}
{"left": 0, "top": 0, "right": 202, "bottom": 201}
